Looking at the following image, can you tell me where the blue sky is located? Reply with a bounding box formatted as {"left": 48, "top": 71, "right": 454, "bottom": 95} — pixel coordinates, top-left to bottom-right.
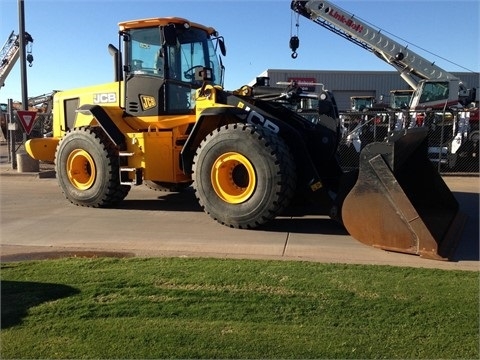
{"left": 1, "top": 0, "right": 479, "bottom": 103}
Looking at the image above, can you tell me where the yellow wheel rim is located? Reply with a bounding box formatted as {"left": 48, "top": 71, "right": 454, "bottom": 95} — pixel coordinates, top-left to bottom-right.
{"left": 67, "top": 149, "right": 96, "bottom": 190}
{"left": 211, "top": 152, "right": 256, "bottom": 204}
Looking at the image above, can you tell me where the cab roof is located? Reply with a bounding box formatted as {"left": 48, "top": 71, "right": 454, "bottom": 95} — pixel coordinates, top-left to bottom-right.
{"left": 118, "top": 17, "right": 217, "bottom": 35}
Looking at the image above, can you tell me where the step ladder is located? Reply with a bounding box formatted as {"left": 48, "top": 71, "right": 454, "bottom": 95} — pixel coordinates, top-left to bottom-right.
{"left": 119, "top": 151, "right": 142, "bottom": 185}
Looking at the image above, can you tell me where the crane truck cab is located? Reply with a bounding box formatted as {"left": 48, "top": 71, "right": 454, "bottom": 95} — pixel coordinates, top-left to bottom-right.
{"left": 389, "top": 90, "right": 413, "bottom": 110}
{"left": 350, "top": 96, "right": 374, "bottom": 112}
{"left": 410, "top": 79, "right": 474, "bottom": 111}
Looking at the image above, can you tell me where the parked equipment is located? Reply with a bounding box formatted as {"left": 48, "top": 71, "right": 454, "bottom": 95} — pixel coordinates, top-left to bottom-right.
{"left": 25, "top": 16, "right": 464, "bottom": 260}
{"left": 1, "top": 92, "right": 56, "bottom": 139}
{"left": 290, "top": 0, "right": 478, "bottom": 168}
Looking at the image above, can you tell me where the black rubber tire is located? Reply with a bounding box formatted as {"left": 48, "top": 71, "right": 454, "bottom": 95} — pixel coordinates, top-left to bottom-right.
{"left": 55, "top": 127, "right": 130, "bottom": 207}
{"left": 144, "top": 180, "right": 192, "bottom": 192}
{"left": 192, "top": 123, "right": 296, "bottom": 228}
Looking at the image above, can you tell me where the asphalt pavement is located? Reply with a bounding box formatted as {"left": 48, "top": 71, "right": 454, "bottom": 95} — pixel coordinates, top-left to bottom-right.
{"left": 1, "top": 141, "right": 479, "bottom": 271}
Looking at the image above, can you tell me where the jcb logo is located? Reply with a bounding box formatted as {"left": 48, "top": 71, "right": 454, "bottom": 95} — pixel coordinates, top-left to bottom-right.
{"left": 238, "top": 102, "right": 279, "bottom": 134}
{"left": 93, "top": 93, "right": 117, "bottom": 104}
{"left": 140, "top": 95, "right": 156, "bottom": 110}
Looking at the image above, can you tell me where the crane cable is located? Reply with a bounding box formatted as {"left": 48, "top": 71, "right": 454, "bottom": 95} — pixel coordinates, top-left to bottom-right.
{"left": 289, "top": 10, "right": 300, "bottom": 59}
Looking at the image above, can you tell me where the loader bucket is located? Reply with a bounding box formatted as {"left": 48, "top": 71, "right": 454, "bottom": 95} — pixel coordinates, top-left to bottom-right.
{"left": 341, "top": 127, "right": 466, "bottom": 260}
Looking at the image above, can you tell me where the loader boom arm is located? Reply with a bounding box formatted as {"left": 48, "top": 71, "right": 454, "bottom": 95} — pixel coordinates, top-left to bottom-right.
{"left": 290, "top": 0, "right": 459, "bottom": 90}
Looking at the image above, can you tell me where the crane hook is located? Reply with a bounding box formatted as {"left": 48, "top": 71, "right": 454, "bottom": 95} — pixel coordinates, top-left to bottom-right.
{"left": 27, "top": 53, "right": 34, "bottom": 67}
{"left": 25, "top": 32, "right": 34, "bottom": 67}
{"left": 289, "top": 35, "right": 299, "bottom": 59}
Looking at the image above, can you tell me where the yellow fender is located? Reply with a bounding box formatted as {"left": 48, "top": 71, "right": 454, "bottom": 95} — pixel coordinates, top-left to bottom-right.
{"left": 25, "top": 137, "right": 59, "bottom": 162}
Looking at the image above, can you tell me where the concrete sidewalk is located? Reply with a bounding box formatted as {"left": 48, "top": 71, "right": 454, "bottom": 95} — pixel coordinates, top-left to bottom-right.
{"left": 0, "top": 141, "right": 55, "bottom": 178}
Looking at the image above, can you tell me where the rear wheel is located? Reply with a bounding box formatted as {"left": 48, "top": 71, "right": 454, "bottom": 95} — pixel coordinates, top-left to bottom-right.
{"left": 192, "top": 123, "right": 296, "bottom": 228}
{"left": 55, "top": 127, "right": 130, "bottom": 207}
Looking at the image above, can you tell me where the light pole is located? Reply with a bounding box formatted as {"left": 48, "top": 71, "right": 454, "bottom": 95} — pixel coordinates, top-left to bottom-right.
{"left": 18, "top": 0, "right": 28, "bottom": 110}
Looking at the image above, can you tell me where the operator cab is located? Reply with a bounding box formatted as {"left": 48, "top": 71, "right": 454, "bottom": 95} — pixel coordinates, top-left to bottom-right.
{"left": 118, "top": 18, "right": 225, "bottom": 117}
{"left": 410, "top": 80, "right": 473, "bottom": 110}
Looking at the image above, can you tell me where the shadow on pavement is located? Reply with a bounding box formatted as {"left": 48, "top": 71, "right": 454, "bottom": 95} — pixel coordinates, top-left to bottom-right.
{"left": 102, "top": 186, "right": 480, "bottom": 263}
{"left": 451, "top": 191, "right": 479, "bottom": 262}
{"left": 119, "top": 190, "right": 202, "bottom": 212}
{"left": 262, "top": 217, "right": 349, "bottom": 236}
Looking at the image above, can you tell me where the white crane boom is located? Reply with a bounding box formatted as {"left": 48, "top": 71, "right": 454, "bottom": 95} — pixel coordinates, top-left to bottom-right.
{"left": 291, "top": 0, "right": 477, "bottom": 110}
{"left": 290, "top": 0, "right": 460, "bottom": 90}
{"left": 0, "top": 31, "right": 21, "bottom": 88}
{"left": 0, "top": 30, "right": 33, "bottom": 89}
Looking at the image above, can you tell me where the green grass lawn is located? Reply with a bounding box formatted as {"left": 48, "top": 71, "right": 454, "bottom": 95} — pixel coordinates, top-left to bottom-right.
{"left": 1, "top": 257, "right": 478, "bottom": 359}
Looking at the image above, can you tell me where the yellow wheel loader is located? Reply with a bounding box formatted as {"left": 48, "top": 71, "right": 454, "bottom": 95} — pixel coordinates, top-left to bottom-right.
{"left": 25, "top": 17, "right": 464, "bottom": 260}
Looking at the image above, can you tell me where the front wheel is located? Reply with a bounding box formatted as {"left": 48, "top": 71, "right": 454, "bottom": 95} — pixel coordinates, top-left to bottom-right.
{"left": 55, "top": 127, "right": 130, "bottom": 207}
{"left": 192, "top": 123, "right": 296, "bottom": 228}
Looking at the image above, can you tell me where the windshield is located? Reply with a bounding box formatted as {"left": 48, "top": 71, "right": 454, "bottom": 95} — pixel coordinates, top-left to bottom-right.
{"left": 167, "top": 28, "right": 223, "bottom": 86}
{"left": 417, "top": 81, "right": 449, "bottom": 104}
{"left": 390, "top": 94, "right": 412, "bottom": 109}
{"left": 128, "top": 26, "right": 223, "bottom": 87}
{"left": 352, "top": 98, "right": 373, "bottom": 111}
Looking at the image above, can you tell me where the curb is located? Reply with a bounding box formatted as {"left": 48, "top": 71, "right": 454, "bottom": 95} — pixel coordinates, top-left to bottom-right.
{"left": 0, "top": 167, "right": 56, "bottom": 178}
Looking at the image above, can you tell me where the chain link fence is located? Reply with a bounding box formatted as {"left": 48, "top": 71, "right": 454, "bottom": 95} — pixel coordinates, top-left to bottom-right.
{"left": 2, "top": 104, "right": 478, "bottom": 175}
{"left": 337, "top": 109, "right": 479, "bottom": 174}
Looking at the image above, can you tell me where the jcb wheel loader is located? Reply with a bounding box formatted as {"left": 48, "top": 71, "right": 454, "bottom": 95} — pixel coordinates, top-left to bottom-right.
{"left": 25, "top": 17, "right": 464, "bottom": 260}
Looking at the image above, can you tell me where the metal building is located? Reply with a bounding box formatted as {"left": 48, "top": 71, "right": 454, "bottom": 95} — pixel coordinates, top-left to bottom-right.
{"left": 252, "top": 69, "right": 480, "bottom": 111}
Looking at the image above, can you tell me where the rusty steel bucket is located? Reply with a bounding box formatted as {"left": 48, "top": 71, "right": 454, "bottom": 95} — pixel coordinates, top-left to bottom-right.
{"left": 341, "top": 127, "right": 466, "bottom": 260}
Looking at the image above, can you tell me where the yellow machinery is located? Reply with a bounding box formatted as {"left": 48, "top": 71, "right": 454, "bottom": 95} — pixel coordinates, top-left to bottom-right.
{"left": 26, "top": 17, "right": 464, "bottom": 260}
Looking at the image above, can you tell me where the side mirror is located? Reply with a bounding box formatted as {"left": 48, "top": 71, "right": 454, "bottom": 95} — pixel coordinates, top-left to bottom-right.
{"left": 163, "top": 24, "right": 177, "bottom": 46}
{"left": 107, "top": 44, "right": 122, "bottom": 82}
{"left": 218, "top": 38, "right": 226, "bottom": 56}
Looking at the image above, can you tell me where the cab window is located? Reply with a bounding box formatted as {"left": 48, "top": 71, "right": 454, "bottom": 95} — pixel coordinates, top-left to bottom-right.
{"left": 419, "top": 82, "right": 449, "bottom": 103}
{"left": 129, "top": 28, "right": 163, "bottom": 76}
